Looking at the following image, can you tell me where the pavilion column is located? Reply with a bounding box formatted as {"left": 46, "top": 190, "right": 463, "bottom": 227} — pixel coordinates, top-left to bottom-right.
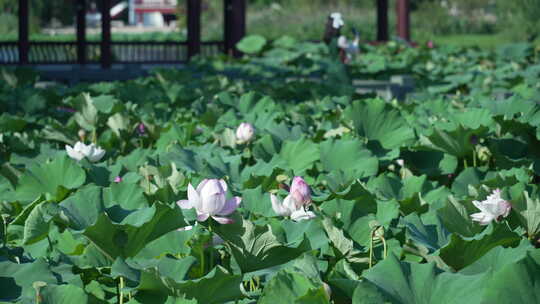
{"left": 376, "top": 0, "right": 388, "bottom": 41}
{"left": 396, "top": 0, "right": 410, "bottom": 41}
{"left": 18, "top": 0, "right": 29, "bottom": 64}
{"left": 224, "top": 0, "right": 246, "bottom": 57}
{"left": 187, "top": 0, "right": 201, "bottom": 59}
{"left": 76, "top": 0, "right": 87, "bottom": 64}
{"left": 101, "top": 0, "right": 112, "bottom": 68}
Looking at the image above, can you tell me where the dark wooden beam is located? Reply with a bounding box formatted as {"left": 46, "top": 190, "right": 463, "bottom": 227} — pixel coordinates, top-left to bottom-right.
{"left": 101, "top": 0, "right": 112, "bottom": 68}
{"left": 396, "top": 0, "right": 410, "bottom": 41}
{"left": 376, "top": 0, "right": 389, "bottom": 41}
{"left": 224, "top": 0, "right": 246, "bottom": 57}
{"left": 224, "top": 0, "right": 231, "bottom": 54}
{"left": 187, "top": 0, "right": 201, "bottom": 59}
{"left": 76, "top": 0, "right": 87, "bottom": 64}
{"left": 18, "top": 0, "right": 29, "bottom": 64}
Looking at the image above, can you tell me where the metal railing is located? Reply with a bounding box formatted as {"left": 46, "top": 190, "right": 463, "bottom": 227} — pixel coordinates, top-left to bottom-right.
{"left": 0, "top": 41, "right": 224, "bottom": 65}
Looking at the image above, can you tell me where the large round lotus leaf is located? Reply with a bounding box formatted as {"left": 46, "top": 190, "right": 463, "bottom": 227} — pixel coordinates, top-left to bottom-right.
{"left": 15, "top": 156, "right": 86, "bottom": 203}
{"left": 236, "top": 35, "right": 267, "bottom": 54}
{"left": 362, "top": 254, "right": 486, "bottom": 304}
{"left": 344, "top": 99, "right": 415, "bottom": 150}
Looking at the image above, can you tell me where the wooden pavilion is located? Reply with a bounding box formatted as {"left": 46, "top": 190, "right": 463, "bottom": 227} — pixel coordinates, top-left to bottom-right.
{"left": 2, "top": 0, "right": 410, "bottom": 68}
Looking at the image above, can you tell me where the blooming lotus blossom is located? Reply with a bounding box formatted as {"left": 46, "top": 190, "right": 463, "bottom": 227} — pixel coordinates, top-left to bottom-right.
{"left": 270, "top": 176, "right": 315, "bottom": 222}
{"left": 177, "top": 179, "right": 241, "bottom": 224}
{"left": 236, "top": 122, "right": 255, "bottom": 143}
{"left": 470, "top": 189, "right": 511, "bottom": 225}
{"left": 330, "top": 12, "right": 344, "bottom": 29}
{"left": 65, "top": 141, "right": 105, "bottom": 162}
{"left": 270, "top": 194, "right": 316, "bottom": 221}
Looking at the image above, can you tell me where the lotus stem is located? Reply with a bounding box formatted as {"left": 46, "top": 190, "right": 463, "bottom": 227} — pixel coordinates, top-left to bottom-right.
{"left": 199, "top": 247, "right": 205, "bottom": 276}
{"left": 369, "top": 229, "right": 375, "bottom": 268}
{"left": 119, "top": 276, "right": 125, "bottom": 304}
{"left": 208, "top": 223, "right": 214, "bottom": 271}
{"left": 463, "top": 158, "right": 468, "bottom": 168}
{"left": 46, "top": 235, "right": 54, "bottom": 260}
{"left": 381, "top": 235, "right": 387, "bottom": 259}
{"left": 473, "top": 150, "right": 477, "bottom": 167}
{"left": 249, "top": 278, "right": 256, "bottom": 292}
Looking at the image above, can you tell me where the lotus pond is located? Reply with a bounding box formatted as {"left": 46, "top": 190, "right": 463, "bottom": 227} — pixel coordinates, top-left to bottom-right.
{"left": 1, "top": 39, "right": 540, "bottom": 303}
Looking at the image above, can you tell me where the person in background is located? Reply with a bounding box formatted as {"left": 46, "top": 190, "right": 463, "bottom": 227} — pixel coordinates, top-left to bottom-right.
{"left": 337, "top": 27, "right": 360, "bottom": 64}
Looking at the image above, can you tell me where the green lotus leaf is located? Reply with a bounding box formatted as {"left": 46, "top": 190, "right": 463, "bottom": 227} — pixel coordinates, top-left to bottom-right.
{"left": 15, "top": 156, "right": 86, "bottom": 203}
{"left": 363, "top": 254, "right": 487, "bottom": 304}
{"left": 481, "top": 253, "right": 540, "bottom": 303}
{"left": 259, "top": 269, "right": 329, "bottom": 304}
{"left": 320, "top": 139, "right": 378, "bottom": 179}
{"left": 215, "top": 217, "right": 311, "bottom": 273}
{"left": 439, "top": 223, "right": 521, "bottom": 271}
{"left": 83, "top": 202, "right": 185, "bottom": 259}
{"left": 236, "top": 35, "right": 267, "bottom": 54}
{"left": 40, "top": 284, "right": 89, "bottom": 304}
{"left": 345, "top": 98, "right": 415, "bottom": 150}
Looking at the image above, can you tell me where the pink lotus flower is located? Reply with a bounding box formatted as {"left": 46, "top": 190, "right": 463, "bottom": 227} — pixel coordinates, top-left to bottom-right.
{"left": 270, "top": 176, "right": 315, "bottom": 222}
{"left": 177, "top": 179, "right": 241, "bottom": 224}
{"left": 471, "top": 189, "right": 511, "bottom": 225}
{"left": 290, "top": 176, "right": 311, "bottom": 207}
{"left": 114, "top": 176, "right": 122, "bottom": 183}
{"left": 427, "top": 40, "right": 434, "bottom": 49}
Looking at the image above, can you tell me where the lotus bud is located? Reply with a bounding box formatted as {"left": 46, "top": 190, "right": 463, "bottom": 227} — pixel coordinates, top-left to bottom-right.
{"left": 137, "top": 123, "right": 146, "bottom": 136}
{"left": 114, "top": 176, "right": 122, "bottom": 183}
{"left": 427, "top": 40, "right": 434, "bottom": 49}
{"left": 477, "top": 146, "right": 491, "bottom": 162}
{"left": 236, "top": 122, "right": 255, "bottom": 144}
{"left": 322, "top": 282, "right": 332, "bottom": 300}
{"left": 290, "top": 176, "right": 311, "bottom": 207}
{"left": 78, "top": 129, "right": 86, "bottom": 141}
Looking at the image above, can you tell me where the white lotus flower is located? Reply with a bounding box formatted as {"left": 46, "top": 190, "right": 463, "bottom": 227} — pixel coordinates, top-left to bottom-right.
{"left": 270, "top": 193, "right": 316, "bottom": 222}
{"left": 470, "top": 189, "right": 511, "bottom": 225}
{"left": 236, "top": 122, "right": 255, "bottom": 144}
{"left": 177, "top": 179, "right": 241, "bottom": 224}
{"left": 65, "top": 141, "right": 105, "bottom": 162}
{"left": 330, "top": 12, "right": 344, "bottom": 29}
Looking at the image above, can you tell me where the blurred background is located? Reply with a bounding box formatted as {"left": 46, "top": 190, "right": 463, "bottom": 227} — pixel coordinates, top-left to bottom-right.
{"left": 1, "top": 0, "right": 538, "bottom": 47}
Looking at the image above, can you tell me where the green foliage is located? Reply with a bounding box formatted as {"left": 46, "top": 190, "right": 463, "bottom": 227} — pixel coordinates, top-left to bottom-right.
{"left": 1, "top": 40, "right": 540, "bottom": 303}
